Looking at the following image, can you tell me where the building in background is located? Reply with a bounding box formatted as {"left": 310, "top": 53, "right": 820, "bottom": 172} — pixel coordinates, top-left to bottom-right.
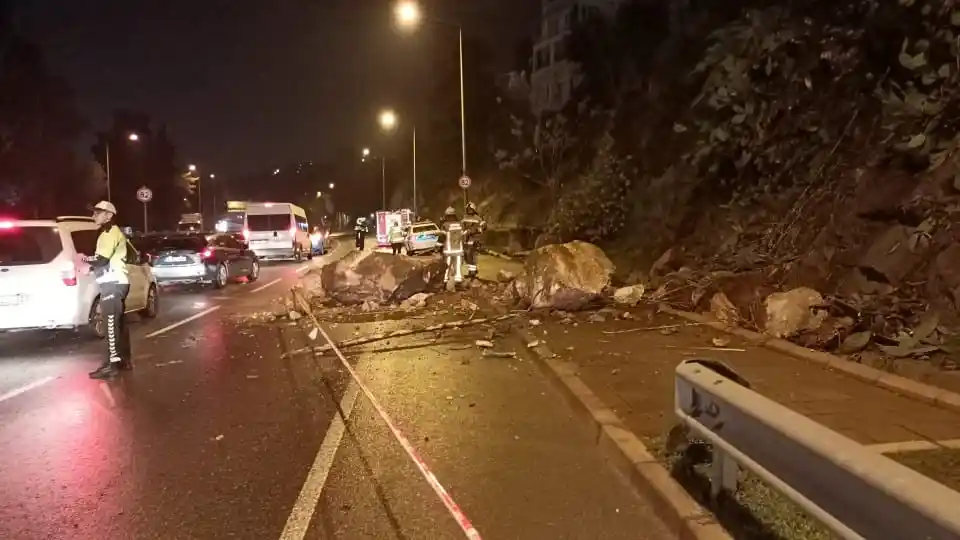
{"left": 529, "top": 0, "right": 621, "bottom": 115}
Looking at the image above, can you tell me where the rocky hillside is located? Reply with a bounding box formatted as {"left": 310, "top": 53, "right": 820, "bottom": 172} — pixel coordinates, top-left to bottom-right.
{"left": 471, "top": 0, "right": 960, "bottom": 370}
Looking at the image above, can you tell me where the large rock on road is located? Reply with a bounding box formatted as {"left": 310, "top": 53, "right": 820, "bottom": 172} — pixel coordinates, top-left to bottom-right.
{"left": 320, "top": 250, "right": 446, "bottom": 304}
{"left": 512, "top": 240, "right": 615, "bottom": 311}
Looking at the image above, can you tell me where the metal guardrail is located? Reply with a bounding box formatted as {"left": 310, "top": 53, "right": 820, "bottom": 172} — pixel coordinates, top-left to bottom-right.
{"left": 673, "top": 359, "right": 960, "bottom": 540}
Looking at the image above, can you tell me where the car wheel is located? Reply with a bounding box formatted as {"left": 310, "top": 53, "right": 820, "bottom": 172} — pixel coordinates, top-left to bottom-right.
{"left": 214, "top": 263, "right": 228, "bottom": 289}
{"left": 294, "top": 247, "right": 303, "bottom": 263}
{"left": 248, "top": 259, "right": 260, "bottom": 282}
{"left": 140, "top": 284, "right": 159, "bottom": 319}
{"left": 88, "top": 297, "right": 105, "bottom": 339}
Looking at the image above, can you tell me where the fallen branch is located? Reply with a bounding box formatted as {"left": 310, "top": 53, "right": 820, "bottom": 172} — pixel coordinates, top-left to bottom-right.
{"left": 665, "top": 345, "right": 746, "bottom": 352}
{"left": 283, "top": 313, "right": 517, "bottom": 357}
{"left": 602, "top": 323, "right": 705, "bottom": 335}
{"left": 481, "top": 248, "right": 516, "bottom": 261}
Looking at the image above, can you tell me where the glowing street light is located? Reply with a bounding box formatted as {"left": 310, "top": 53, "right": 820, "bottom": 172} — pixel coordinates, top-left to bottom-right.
{"left": 127, "top": 133, "right": 139, "bottom": 141}
{"left": 362, "top": 147, "right": 371, "bottom": 157}
{"left": 329, "top": 182, "right": 335, "bottom": 189}
{"left": 188, "top": 164, "right": 197, "bottom": 172}
{"left": 394, "top": 1, "right": 422, "bottom": 29}
{"left": 378, "top": 109, "right": 397, "bottom": 131}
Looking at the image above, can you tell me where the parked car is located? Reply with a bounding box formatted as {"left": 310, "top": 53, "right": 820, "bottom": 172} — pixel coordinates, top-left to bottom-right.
{"left": 310, "top": 227, "right": 329, "bottom": 255}
{"left": 404, "top": 221, "right": 442, "bottom": 255}
{"left": 134, "top": 232, "right": 259, "bottom": 289}
{"left": 0, "top": 216, "right": 159, "bottom": 338}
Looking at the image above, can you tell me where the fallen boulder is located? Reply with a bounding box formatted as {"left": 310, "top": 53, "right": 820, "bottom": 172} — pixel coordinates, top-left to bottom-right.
{"left": 511, "top": 240, "right": 615, "bottom": 310}
{"left": 763, "top": 287, "right": 827, "bottom": 338}
{"left": 320, "top": 251, "right": 446, "bottom": 305}
{"left": 612, "top": 284, "right": 645, "bottom": 306}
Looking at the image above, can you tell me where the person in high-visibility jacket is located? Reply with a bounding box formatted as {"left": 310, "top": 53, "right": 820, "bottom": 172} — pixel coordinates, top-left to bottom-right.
{"left": 388, "top": 221, "right": 405, "bottom": 255}
{"left": 462, "top": 202, "right": 487, "bottom": 279}
{"left": 441, "top": 206, "right": 464, "bottom": 286}
{"left": 85, "top": 201, "right": 132, "bottom": 379}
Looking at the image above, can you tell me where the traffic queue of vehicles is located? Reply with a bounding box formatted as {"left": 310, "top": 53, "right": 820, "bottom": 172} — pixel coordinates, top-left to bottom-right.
{"left": 0, "top": 201, "right": 329, "bottom": 339}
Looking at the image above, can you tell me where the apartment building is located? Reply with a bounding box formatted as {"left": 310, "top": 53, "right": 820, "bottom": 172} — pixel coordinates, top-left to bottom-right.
{"left": 529, "top": 0, "right": 621, "bottom": 114}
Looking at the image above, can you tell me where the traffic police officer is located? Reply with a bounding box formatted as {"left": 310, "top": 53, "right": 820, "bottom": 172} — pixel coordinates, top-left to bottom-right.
{"left": 85, "top": 201, "right": 132, "bottom": 379}
{"left": 462, "top": 202, "right": 486, "bottom": 279}
{"left": 354, "top": 217, "right": 368, "bottom": 250}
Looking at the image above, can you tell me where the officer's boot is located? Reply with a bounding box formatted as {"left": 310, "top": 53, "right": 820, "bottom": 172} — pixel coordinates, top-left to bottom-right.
{"left": 89, "top": 314, "right": 121, "bottom": 379}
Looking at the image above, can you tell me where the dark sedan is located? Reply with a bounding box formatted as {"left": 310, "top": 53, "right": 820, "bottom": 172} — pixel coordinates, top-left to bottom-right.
{"left": 133, "top": 233, "right": 260, "bottom": 289}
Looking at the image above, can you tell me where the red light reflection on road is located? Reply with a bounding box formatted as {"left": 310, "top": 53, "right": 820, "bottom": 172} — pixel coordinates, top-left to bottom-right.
{"left": 0, "top": 375, "right": 133, "bottom": 537}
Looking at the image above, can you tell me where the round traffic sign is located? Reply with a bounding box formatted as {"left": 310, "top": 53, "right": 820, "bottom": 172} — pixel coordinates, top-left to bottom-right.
{"left": 136, "top": 186, "right": 153, "bottom": 203}
{"left": 458, "top": 175, "right": 471, "bottom": 189}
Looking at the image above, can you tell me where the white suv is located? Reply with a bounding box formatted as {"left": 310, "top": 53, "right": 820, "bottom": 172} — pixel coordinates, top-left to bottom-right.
{"left": 0, "top": 216, "right": 160, "bottom": 337}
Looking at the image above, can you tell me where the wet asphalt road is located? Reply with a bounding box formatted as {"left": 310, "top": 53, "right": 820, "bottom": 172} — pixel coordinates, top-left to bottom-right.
{"left": 0, "top": 239, "right": 673, "bottom": 540}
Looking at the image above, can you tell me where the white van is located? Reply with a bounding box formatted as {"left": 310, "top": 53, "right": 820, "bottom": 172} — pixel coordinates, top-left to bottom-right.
{"left": 242, "top": 202, "right": 312, "bottom": 261}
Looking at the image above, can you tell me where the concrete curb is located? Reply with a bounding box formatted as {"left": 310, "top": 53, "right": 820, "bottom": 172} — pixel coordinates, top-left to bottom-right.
{"left": 658, "top": 305, "right": 960, "bottom": 414}
{"left": 515, "top": 328, "right": 732, "bottom": 540}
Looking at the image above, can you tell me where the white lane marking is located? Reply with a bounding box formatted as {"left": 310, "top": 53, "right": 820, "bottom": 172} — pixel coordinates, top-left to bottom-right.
{"left": 279, "top": 383, "right": 360, "bottom": 540}
{"left": 869, "top": 439, "right": 960, "bottom": 454}
{"left": 295, "top": 264, "right": 312, "bottom": 274}
{"left": 287, "top": 297, "right": 482, "bottom": 539}
{"left": 145, "top": 306, "right": 221, "bottom": 338}
{"left": 0, "top": 376, "right": 56, "bottom": 404}
{"left": 251, "top": 277, "right": 282, "bottom": 293}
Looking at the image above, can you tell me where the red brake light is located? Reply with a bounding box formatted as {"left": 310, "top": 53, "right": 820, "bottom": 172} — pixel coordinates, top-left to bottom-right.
{"left": 242, "top": 228, "right": 250, "bottom": 240}
{"left": 201, "top": 248, "right": 213, "bottom": 259}
{"left": 0, "top": 221, "right": 15, "bottom": 229}
{"left": 60, "top": 262, "right": 77, "bottom": 286}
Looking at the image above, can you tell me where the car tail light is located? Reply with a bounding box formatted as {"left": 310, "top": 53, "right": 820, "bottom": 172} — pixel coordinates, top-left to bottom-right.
{"left": 0, "top": 221, "right": 15, "bottom": 229}
{"left": 242, "top": 228, "right": 250, "bottom": 240}
{"left": 60, "top": 262, "right": 77, "bottom": 286}
{"left": 201, "top": 248, "right": 214, "bottom": 259}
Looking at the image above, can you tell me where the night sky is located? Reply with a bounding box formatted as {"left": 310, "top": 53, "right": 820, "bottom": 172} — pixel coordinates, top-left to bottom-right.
{"left": 13, "top": 0, "right": 537, "bottom": 180}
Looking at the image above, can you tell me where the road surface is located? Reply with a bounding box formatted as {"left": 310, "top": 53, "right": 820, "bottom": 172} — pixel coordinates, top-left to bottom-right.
{"left": 0, "top": 240, "right": 672, "bottom": 539}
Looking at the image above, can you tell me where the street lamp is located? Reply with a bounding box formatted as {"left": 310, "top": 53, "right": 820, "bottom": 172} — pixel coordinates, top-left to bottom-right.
{"left": 329, "top": 182, "right": 335, "bottom": 189}
{"left": 105, "top": 131, "right": 140, "bottom": 202}
{"left": 378, "top": 108, "right": 418, "bottom": 219}
{"left": 378, "top": 109, "right": 397, "bottom": 131}
{"left": 361, "top": 147, "right": 386, "bottom": 210}
{"left": 188, "top": 164, "right": 197, "bottom": 172}
{"left": 394, "top": 1, "right": 467, "bottom": 197}
{"left": 394, "top": 1, "right": 422, "bottom": 27}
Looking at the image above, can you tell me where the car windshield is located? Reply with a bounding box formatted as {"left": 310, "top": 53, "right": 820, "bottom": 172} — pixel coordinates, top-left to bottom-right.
{"left": 247, "top": 214, "right": 289, "bottom": 231}
{"left": 0, "top": 225, "right": 63, "bottom": 266}
{"left": 137, "top": 236, "right": 207, "bottom": 252}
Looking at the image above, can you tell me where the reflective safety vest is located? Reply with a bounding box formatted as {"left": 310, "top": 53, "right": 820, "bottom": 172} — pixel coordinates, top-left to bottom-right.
{"left": 95, "top": 225, "right": 129, "bottom": 284}
{"left": 389, "top": 226, "right": 405, "bottom": 243}
{"left": 462, "top": 215, "right": 485, "bottom": 244}
{"left": 443, "top": 221, "right": 464, "bottom": 255}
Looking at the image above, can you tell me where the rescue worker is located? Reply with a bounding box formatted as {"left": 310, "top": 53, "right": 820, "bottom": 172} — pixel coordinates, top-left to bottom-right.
{"left": 84, "top": 201, "right": 132, "bottom": 379}
{"left": 441, "top": 206, "right": 464, "bottom": 287}
{"left": 388, "top": 221, "right": 405, "bottom": 255}
{"left": 462, "top": 202, "right": 487, "bottom": 279}
{"left": 354, "top": 217, "right": 368, "bottom": 250}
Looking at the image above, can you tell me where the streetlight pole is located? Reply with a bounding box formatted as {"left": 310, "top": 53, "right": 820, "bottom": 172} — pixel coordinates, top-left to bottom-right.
{"left": 394, "top": 2, "right": 467, "bottom": 208}
{"left": 381, "top": 156, "right": 386, "bottom": 209}
{"left": 105, "top": 141, "right": 111, "bottom": 202}
{"left": 412, "top": 126, "right": 417, "bottom": 219}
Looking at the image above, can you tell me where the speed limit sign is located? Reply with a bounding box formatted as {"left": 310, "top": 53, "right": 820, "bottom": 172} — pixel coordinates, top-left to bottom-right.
{"left": 458, "top": 175, "right": 471, "bottom": 189}
{"left": 136, "top": 186, "right": 153, "bottom": 203}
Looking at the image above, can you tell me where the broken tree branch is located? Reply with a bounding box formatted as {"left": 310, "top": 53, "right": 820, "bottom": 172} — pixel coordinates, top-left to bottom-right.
{"left": 283, "top": 312, "right": 518, "bottom": 358}
{"left": 602, "top": 323, "right": 706, "bottom": 335}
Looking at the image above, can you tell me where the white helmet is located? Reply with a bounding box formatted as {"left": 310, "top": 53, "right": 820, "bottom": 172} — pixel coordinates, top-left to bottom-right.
{"left": 93, "top": 200, "right": 117, "bottom": 215}
{"left": 444, "top": 206, "right": 456, "bottom": 216}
